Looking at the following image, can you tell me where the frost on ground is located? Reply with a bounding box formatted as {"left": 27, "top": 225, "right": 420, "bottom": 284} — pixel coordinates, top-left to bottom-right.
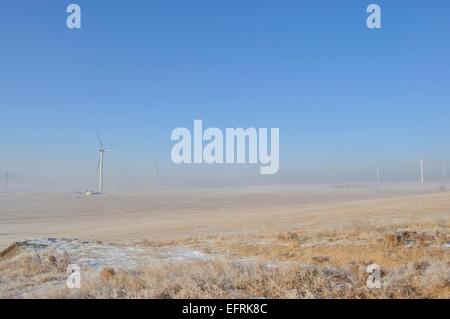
{"left": 1, "top": 238, "right": 211, "bottom": 270}
{"left": 17, "top": 238, "right": 209, "bottom": 269}
{"left": 1, "top": 186, "right": 449, "bottom": 298}
{"left": 0, "top": 238, "right": 214, "bottom": 298}
{"left": 0, "top": 223, "right": 448, "bottom": 299}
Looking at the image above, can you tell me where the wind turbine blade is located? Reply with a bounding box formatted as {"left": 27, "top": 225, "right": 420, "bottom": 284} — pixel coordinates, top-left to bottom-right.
{"left": 96, "top": 160, "right": 100, "bottom": 172}
{"left": 96, "top": 131, "right": 104, "bottom": 149}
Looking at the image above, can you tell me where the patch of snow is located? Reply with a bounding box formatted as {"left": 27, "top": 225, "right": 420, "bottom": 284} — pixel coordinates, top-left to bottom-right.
{"left": 14, "top": 238, "right": 214, "bottom": 271}
{"left": 160, "top": 247, "right": 210, "bottom": 261}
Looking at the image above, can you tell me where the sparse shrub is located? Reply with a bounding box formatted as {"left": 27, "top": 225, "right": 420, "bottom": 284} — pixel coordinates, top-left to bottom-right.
{"left": 99, "top": 267, "right": 116, "bottom": 281}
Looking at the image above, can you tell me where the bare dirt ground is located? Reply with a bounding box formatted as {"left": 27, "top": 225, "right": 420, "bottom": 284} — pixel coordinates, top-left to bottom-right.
{"left": 0, "top": 184, "right": 448, "bottom": 298}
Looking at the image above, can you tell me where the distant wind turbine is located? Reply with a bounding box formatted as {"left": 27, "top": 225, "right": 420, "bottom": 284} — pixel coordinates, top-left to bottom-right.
{"left": 376, "top": 168, "right": 380, "bottom": 185}
{"left": 4, "top": 170, "right": 8, "bottom": 193}
{"left": 153, "top": 163, "right": 159, "bottom": 186}
{"left": 96, "top": 131, "right": 112, "bottom": 193}
{"left": 417, "top": 156, "right": 426, "bottom": 185}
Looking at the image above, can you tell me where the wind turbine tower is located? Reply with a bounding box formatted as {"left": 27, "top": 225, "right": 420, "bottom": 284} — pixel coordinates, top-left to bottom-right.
{"left": 376, "top": 168, "right": 380, "bottom": 185}
{"left": 96, "top": 132, "right": 112, "bottom": 193}
{"left": 4, "top": 170, "right": 8, "bottom": 193}
{"left": 153, "top": 163, "right": 159, "bottom": 186}
{"left": 418, "top": 156, "right": 425, "bottom": 185}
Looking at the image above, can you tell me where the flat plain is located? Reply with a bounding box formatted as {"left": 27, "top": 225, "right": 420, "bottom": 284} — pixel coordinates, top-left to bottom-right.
{"left": 0, "top": 184, "right": 448, "bottom": 298}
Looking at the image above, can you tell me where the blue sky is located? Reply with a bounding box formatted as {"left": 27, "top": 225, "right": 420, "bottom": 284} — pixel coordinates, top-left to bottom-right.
{"left": 0, "top": 1, "right": 449, "bottom": 188}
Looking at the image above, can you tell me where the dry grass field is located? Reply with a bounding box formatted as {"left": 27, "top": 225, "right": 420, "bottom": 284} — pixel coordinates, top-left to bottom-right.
{"left": 0, "top": 184, "right": 448, "bottom": 298}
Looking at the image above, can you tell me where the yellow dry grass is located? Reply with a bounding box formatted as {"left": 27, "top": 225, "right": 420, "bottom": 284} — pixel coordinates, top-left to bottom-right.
{"left": 1, "top": 219, "right": 447, "bottom": 299}
{"left": 0, "top": 188, "right": 448, "bottom": 299}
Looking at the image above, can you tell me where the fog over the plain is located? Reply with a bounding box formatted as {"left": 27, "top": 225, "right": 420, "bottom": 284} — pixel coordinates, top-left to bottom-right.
{"left": 1, "top": 158, "right": 449, "bottom": 193}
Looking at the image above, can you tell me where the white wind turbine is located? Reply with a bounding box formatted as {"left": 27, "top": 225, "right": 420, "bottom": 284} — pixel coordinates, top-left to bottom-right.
{"left": 3, "top": 170, "right": 8, "bottom": 194}
{"left": 96, "top": 131, "right": 112, "bottom": 193}
{"left": 153, "top": 163, "right": 159, "bottom": 186}
{"left": 417, "top": 156, "right": 426, "bottom": 185}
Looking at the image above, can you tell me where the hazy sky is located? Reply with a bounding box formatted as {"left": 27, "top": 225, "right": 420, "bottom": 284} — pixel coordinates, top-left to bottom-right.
{"left": 0, "top": 1, "right": 450, "bottom": 189}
